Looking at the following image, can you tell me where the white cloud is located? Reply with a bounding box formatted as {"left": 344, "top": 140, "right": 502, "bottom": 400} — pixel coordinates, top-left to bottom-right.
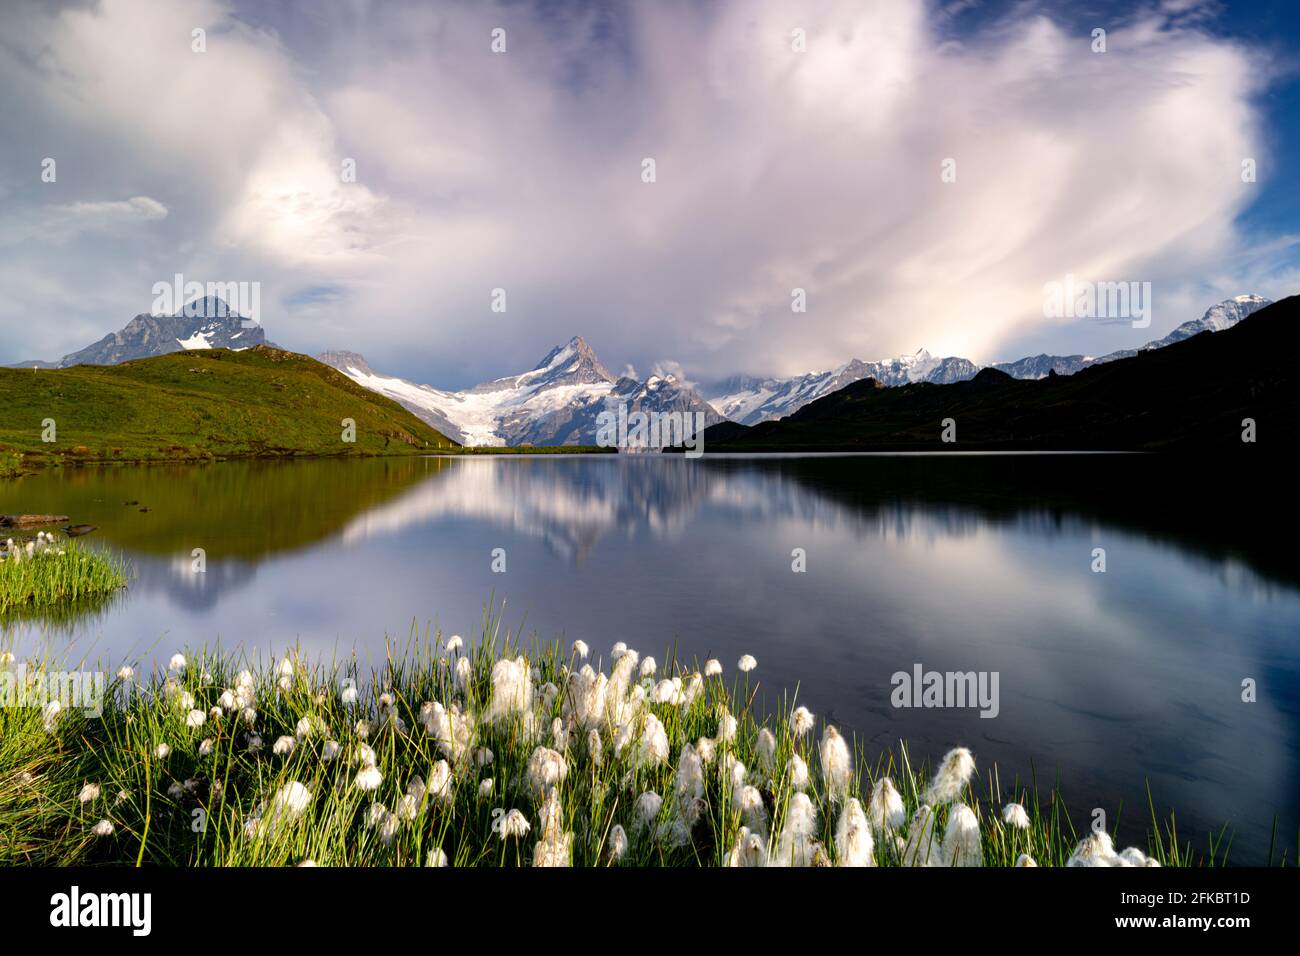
{"left": 0, "top": 0, "right": 1282, "bottom": 383}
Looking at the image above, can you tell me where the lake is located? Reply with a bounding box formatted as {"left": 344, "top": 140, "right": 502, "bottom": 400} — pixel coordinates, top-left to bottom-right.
{"left": 2, "top": 452, "right": 1297, "bottom": 863}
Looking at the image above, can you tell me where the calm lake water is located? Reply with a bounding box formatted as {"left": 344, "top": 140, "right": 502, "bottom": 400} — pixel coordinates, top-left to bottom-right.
{"left": 3, "top": 453, "right": 1297, "bottom": 863}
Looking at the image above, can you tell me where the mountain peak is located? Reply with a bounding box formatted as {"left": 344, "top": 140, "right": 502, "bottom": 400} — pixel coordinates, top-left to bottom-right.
{"left": 316, "top": 350, "right": 374, "bottom": 376}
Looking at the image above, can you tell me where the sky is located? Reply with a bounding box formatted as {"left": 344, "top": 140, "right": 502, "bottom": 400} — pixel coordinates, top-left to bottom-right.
{"left": 1, "top": 0, "right": 1298, "bottom": 389}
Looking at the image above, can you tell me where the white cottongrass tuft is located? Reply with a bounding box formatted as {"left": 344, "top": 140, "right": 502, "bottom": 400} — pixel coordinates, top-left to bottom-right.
{"left": 91, "top": 819, "right": 115, "bottom": 837}
{"left": 737, "top": 655, "right": 757, "bottom": 673}
{"left": 901, "top": 804, "right": 940, "bottom": 867}
{"left": 496, "top": 808, "right": 531, "bottom": 840}
{"left": 185, "top": 709, "right": 206, "bottom": 729}
{"left": 772, "top": 792, "right": 822, "bottom": 867}
{"left": 273, "top": 735, "right": 296, "bottom": 756}
{"left": 716, "top": 712, "right": 738, "bottom": 743}
{"left": 116, "top": 666, "right": 134, "bottom": 681}
{"left": 941, "top": 804, "right": 983, "bottom": 867}
{"left": 819, "top": 725, "right": 853, "bottom": 801}
{"left": 571, "top": 639, "right": 589, "bottom": 659}
{"left": 484, "top": 657, "right": 533, "bottom": 724}
{"left": 321, "top": 740, "right": 341, "bottom": 761}
{"left": 445, "top": 634, "right": 463, "bottom": 653}
{"left": 704, "top": 659, "right": 722, "bottom": 677}
{"left": 633, "top": 791, "right": 664, "bottom": 831}
{"left": 425, "top": 847, "right": 449, "bottom": 867}
{"left": 755, "top": 728, "right": 777, "bottom": 774}
{"left": 78, "top": 782, "right": 101, "bottom": 804}
{"left": 168, "top": 653, "right": 186, "bottom": 673}
{"left": 923, "top": 747, "right": 975, "bottom": 805}
{"left": 153, "top": 743, "right": 170, "bottom": 760}
{"left": 835, "top": 798, "right": 874, "bottom": 866}
{"left": 246, "top": 781, "right": 312, "bottom": 838}
{"left": 1015, "top": 853, "right": 1038, "bottom": 867}
{"left": 867, "top": 777, "right": 906, "bottom": 831}
{"left": 526, "top": 746, "right": 568, "bottom": 797}
{"left": 1002, "top": 802, "right": 1030, "bottom": 829}
{"left": 787, "top": 753, "right": 809, "bottom": 791}
{"left": 639, "top": 656, "right": 657, "bottom": 678}
{"left": 727, "top": 826, "right": 768, "bottom": 867}
{"left": 789, "top": 706, "right": 815, "bottom": 738}
{"left": 198, "top": 738, "right": 214, "bottom": 757}
{"left": 353, "top": 765, "right": 383, "bottom": 792}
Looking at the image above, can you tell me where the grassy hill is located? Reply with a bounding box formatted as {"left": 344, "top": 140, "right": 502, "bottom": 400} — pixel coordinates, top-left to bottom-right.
{"left": 0, "top": 346, "right": 457, "bottom": 469}
{"left": 704, "top": 295, "right": 1300, "bottom": 451}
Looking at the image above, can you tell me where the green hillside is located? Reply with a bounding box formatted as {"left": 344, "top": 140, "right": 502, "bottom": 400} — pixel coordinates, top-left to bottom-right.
{"left": 0, "top": 346, "right": 457, "bottom": 469}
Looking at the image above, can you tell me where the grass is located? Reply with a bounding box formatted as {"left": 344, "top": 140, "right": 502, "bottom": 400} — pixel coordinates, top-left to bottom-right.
{"left": 0, "top": 614, "right": 1270, "bottom": 868}
{"left": 0, "top": 537, "right": 129, "bottom": 614}
{"left": 0, "top": 453, "right": 22, "bottom": 479}
{"left": 0, "top": 346, "right": 457, "bottom": 469}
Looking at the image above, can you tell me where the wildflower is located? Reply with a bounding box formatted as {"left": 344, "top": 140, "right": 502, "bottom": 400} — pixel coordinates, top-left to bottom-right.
{"left": 1067, "top": 831, "right": 1121, "bottom": 867}
{"left": 485, "top": 657, "right": 533, "bottom": 724}
{"left": 241, "top": 707, "right": 257, "bottom": 727}
{"left": 167, "top": 781, "right": 184, "bottom": 799}
{"left": 675, "top": 744, "right": 706, "bottom": 804}
{"left": 901, "top": 804, "right": 940, "bottom": 867}
{"left": 639, "top": 656, "right": 657, "bottom": 678}
{"left": 790, "top": 706, "right": 815, "bottom": 738}
{"left": 296, "top": 860, "right": 317, "bottom": 867}
{"left": 773, "top": 793, "right": 821, "bottom": 867}
{"left": 43, "top": 700, "right": 61, "bottom": 732}
{"left": 177, "top": 691, "right": 195, "bottom": 710}
{"left": 835, "top": 798, "right": 874, "bottom": 867}
{"left": 738, "top": 655, "right": 757, "bottom": 673}
{"left": 737, "top": 785, "right": 769, "bottom": 835}
{"left": 445, "top": 634, "right": 463, "bottom": 653}
{"left": 356, "top": 743, "right": 377, "bottom": 766}
{"left": 168, "top": 653, "right": 186, "bottom": 673}
{"left": 186, "top": 709, "right": 206, "bottom": 729}
{"left": 209, "top": 706, "right": 223, "bottom": 719}
{"left": 474, "top": 747, "right": 494, "bottom": 767}
{"left": 1119, "top": 847, "right": 1160, "bottom": 867}
{"left": 534, "top": 830, "right": 573, "bottom": 866}
{"left": 78, "top": 783, "right": 101, "bottom": 804}
{"left": 787, "top": 753, "right": 809, "bottom": 791}
{"left": 478, "top": 778, "right": 494, "bottom": 799}
{"left": 527, "top": 746, "right": 568, "bottom": 797}
{"left": 367, "top": 804, "right": 399, "bottom": 844}
{"left": 454, "top": 657, "right": 472, "bottom": 690}
{"left": 247, "top": 734, "right": 263, "bottom": 753}
{"left": 396, "top": 793, "right": 421, "bottom": 822}
{"left": 341, "top": 684, "right": 358, "bottom": 706}
{"left": 866, "top": 777, "right": 905, "bottom": 831}
{"left": 704, "top": 659, "right": 722, "bottom": 677}
{"left": 322, "top": 740, "right": 341, "bottom": 761}
{"left": 427, "top": 760, "right": 453, "bottom": 804}
{"left": 154, "top": 743, "right": 171, "bottom": 759}
{"left": 612, "top": 641, "right": 628, "bottom": 658}
{"left": 114, "top": 790, "right": 130, "bottom": 806}
{"left": 652, "top": 678, "right": 682, "bottom": 705}
{"left": 1015, "top": 853, "right": 1038, "bottom": 867}
{"left": 1002, "top": 802, "right": 1030, "bottom": 829}
{"left": 295, "top": 715, "right": 323, "bottom": 740}
{"left": 633, "top": 792, "right": 663, "bottom": 831}
{"left": 586, "top": 729, "right": 602, "bottom": 768}
{"left": 273, "top": 736, "right": 296, "bottom": 756}
{"left": 199, "top": 738, "right": 215, "bottom": 757}
{"left": 607, "top": 824, "right": 629, "bottom": 864}
{"left": 716, "top": 713, "right": 738, "bottom": 742}
{"left": 550, "top": 716, "right": 569, "bottom": 751}
{"left": 695, "top": 737, "right": 716, "bottom": 765}
{"left": 942, "top": 804, "right": 983, "bottom": 867}
{"left": 496, "top": 808, "right": 530, "bottom": 840}
{"left": 91, "top": 819, "right": 114, "bottom": 838}
{"left": 353, "top": 719, "right": 370, "bottom": 739}
{"left": 425, "top": 847, "right": 449, "bottom": 867}
{"left": 116, "top": 666, "right": 134, "bottom": 681}
{"left": 727, "top": 826, "right": 768, "bottom": 867}
{"left": 354, "top": 766, "right": 383, "bottom": 792}
{"left": 819, "top": 725, "right": 853, "bottom": 801}
{"left": 635, "top": 713, "right": 670, "bottom": 767}
{"left": 682, "top": 672, "right": 703, "bottom": 707}
{"left": 277, "top": 657, "right": 295, "bottom": 679}
{"left": 923, "top": 747, "right": 975, "bottom": 804}
{"left": 277, "top": 675, "right": 292, "bottom": 692}
{"left": 571, "top": 640, "right": 589, "bottom": 660}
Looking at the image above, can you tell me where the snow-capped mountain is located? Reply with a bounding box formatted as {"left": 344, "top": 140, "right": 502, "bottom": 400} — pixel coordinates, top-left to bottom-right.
{"left": 9, "top": 296, "right": 267, "bottom": 368}
{"left": 317, "top": 337, "right": 723, "bottom": 447}
{"left": 705, "top": 295, "right": 1272, "bottom": 424}
{"left": 705, "top": 349, "right": 979, "bottom": 426}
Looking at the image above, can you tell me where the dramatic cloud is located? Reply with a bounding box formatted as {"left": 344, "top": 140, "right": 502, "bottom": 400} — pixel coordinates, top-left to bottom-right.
{"left": 0, "top": 0, "right": 1290, "bottom": 383}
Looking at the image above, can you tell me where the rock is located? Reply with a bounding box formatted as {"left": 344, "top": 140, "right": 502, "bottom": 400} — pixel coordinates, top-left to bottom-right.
{"left": 0, "top": 514, "right": 70, "bottom": 527}
{"left": 63, "top": 524, "right": 97, "bottom": 537}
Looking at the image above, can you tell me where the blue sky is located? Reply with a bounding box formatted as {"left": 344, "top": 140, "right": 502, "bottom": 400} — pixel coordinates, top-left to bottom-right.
{"left": 1, "top": 0, "right": 1298, "bottom": 387}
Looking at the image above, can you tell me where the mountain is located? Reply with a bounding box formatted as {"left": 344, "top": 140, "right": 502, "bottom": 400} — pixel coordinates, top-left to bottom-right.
{"left": 699, "top": 295, "right": 1299, "bottom": 451}
{"left": 9, "top": 296, "right": 269, "bottom": 368}
{"left": 317, "top": 337, "right": 724, "bottom": 448}
{"left": 704, "top": 295, "right": 1272, "bottom": 424}
{"left": 705, "top": 349, "right": 979, "bottom": 426}
{"left": 0, "top": 346, "right": 456, "bottom": 466}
